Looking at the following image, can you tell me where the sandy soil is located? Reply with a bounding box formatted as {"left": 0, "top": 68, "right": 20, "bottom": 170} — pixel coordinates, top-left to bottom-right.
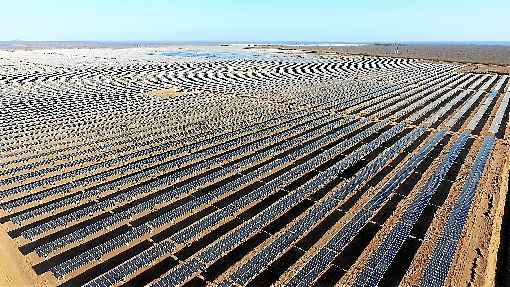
{"left": 0, "top": 227, "right": 44, "bottom": 287}
{"left": 457, "top": 64, "right": 510, "bottom": 75}
{"left": 148, "top": 87, "right": 184, "bottom": 98}
{"left": 486, "top": 144, "right": 510, "bottom": 287}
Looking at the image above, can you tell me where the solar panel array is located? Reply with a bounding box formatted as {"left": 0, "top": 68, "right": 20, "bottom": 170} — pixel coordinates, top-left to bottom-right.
{"left": 0, "top": 48, "right": 508, "bottom": 287}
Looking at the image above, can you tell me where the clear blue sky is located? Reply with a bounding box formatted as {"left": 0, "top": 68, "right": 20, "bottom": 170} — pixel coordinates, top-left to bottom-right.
{"left": 1, "top": 0, "right": 508, "bottom": 42}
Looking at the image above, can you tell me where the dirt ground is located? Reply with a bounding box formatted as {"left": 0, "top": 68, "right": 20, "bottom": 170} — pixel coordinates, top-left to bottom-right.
{"left": 0, "top": 227, "right": 44, "bottom": 287}
{"left": 148, "top": 87, "right": 184, "bottom": 98}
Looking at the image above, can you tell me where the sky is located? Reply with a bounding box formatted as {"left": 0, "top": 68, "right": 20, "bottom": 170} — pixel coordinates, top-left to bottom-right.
{"left": 0, "top": 0, "right": 508, "bottom": 42}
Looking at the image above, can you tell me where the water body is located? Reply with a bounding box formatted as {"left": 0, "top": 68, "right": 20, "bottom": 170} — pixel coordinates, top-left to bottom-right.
{"left": 160, "top": 50, "right": 274, "bottom": 60}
